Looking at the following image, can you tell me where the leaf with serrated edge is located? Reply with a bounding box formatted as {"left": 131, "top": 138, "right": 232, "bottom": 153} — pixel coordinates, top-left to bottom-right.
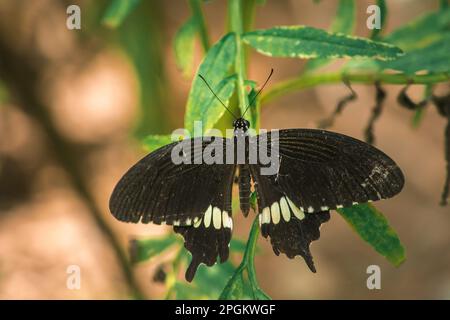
{"left": 243, "top": 26, "right": 402, "bottom": 60}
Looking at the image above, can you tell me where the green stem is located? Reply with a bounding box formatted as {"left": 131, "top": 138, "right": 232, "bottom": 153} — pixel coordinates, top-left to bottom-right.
{"left": 228, "top": 0, "right": 249, "bottom": 115}
{"left": 219, "top": 215, "right": 269, "bottom": 299}
{"left": 189, "top": 0, "right": 210, "bottom": 52}
{"left": 244, "top": 217, "right": 267, "bottom": 298}
{"left": 261, "top": 71, "right": 450, "bottom": 106}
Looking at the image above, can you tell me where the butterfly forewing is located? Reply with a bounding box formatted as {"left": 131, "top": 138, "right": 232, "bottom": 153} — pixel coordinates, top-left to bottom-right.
{"left": 109, "top": 137, "right": 235, "bottom": 226}
{"left": 271, "top": 129, "right": 404, "bottom": 213}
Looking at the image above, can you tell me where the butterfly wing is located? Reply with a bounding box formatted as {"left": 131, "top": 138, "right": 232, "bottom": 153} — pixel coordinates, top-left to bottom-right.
{"left": 272, "top": 129, "right": 404, "bottom": 213}
{"left": 174, "top": 182, "right": 234, "bottom": 281}
{"left": 250, "top": 166, "right": 330, "bottom": 271}
{"left": 110, "top": 137, "right": 234, "bottom": 225}
{"left": 109, "top": 137, "right": 236, "bottom": 281}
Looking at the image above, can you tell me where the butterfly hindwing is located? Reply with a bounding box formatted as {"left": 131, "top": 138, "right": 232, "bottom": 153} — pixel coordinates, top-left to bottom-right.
{"left": 174, "top": 155, "right": 236, "bottom": 282}
{"left": 250, "top": 166, "right": 330, "bottom": 272}
{"left": 109, "top": 136, "right": 236, "bottom": 282}
{"left": 272, "top": 129, "right": 404, "bottom": 213}
{"left": 174, "top": 190, "right": 234, "bottom": 281}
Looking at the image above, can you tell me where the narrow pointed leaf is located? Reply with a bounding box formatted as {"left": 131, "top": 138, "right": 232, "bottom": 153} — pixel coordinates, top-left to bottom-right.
{"left": 142, "top": 134, "right": 174, "bottom": 151}
{"left": 174, "top": 17, "right": 198, "bottom": 78}
{"left": 337, "top": 203, "right": 405, "bottom": 266}
{"left": 185, "top": 33, "right": 237, "bottom": 133}
{"left": 379, "top": 34, "right": 450, "bottom": 74}
{"left": 102, "top": 0, "right": 141, "bottom": 28}
{"left": 243, "top": 26, "right": 402, "bottom": 60}
{"left": 305, "top": 0, "right": 355, "bottom": 71}
{"left": 383, "top": 8, "right": 450, "bottom": 51}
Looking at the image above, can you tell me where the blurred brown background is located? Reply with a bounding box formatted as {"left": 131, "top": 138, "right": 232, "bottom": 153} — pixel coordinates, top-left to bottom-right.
{"left": 0, "top": 0, "right": 449, "bottom": 299}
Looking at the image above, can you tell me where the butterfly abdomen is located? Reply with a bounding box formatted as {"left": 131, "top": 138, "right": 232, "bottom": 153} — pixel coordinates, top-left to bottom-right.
{"left": 238, "top": 164, "right": 252, "bottom": 217}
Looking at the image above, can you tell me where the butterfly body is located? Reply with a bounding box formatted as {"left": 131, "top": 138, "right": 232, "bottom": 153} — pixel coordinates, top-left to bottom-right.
{"left": 110, "top": 118, "right": 404, "bottom": 281}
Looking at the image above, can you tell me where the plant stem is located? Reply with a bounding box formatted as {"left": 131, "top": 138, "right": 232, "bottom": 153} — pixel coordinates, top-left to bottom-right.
{"left": 261, "top": 71, "right": 450, "bottom": 106}
{"left": 219, "top": 215, "right": 269, "bottom": 299}
{"left": 189, "top": 0, "right": 210, "bottom": 52}
{"left": 244, "top": 217, "right": 267, "bottom": 298}
{"left": 228, "top": 0, "right": 249, "bottom": 115}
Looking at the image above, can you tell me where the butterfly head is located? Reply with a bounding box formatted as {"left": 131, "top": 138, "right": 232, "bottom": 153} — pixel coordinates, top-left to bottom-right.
{"left": 233, "top": 118, "right": 250, "bottom": 133}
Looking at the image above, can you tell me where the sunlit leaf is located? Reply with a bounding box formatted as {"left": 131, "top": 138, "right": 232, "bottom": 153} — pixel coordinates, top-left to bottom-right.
{"left": 174, "top": 17, "right": 198, "bottom": 78}
{"left": 243, "top": 26, "right": 403, "bottom": 60}
{"left": 130, "top": 235, "right": 179, "bottom": 264}
{"left": 142, "top": 134, "right": 174, "bottom": 151}
{"left": 102, "top": 0, "right": 141, "bottom": 28}
{"left": 337, "top": 203, "right": 405, "bottom": 266}
{"left": 185, "top": 33, "right": 237, "bottom": 133}
{"left": 305, "top": 0, "right": 356, "bottom": 71}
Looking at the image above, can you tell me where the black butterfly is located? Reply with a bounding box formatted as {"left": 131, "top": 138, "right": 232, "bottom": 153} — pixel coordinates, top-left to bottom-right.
{"left": 109, "top": 73, "right": 404, "bottom": 282}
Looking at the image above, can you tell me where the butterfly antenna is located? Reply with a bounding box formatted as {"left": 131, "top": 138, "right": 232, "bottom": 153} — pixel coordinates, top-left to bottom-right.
{"left": 198, "top": 74, "right": 238, "bottom": 119}
{"left": 242, "top": 68, "right": 274, "bottom": 118}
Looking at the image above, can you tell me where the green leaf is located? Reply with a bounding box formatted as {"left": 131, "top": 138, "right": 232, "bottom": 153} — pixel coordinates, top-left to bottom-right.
{"left": 330, "top": 0, "right": 356, "bottom": 35}
{"left": 102, "top": 0, "right": 141, "bottom": 28}
{"left": 305, "top": 0, "right": 356, "bottom": 71}
{"left": 383, "top": 8, "right": 450, "bottom": 51}
{"left": 130, "top": 235, "right": 179, "bottom": 264}
{"left": 337, "top": 203, "right": 405, "bottom": 266}
{"left": 370, "top": 0, "right": 387, "bottom": 39}
{"left": 243, "top": 26, "right": 403, "bottom": 60}
{"left": 230, "top": 238, "right": 248, "bottom": 252}
{"left": 379, "top": 34, "right": 450, "bottom": 74}
{"left": 174, "top": 18, "right": 198, "bottom": 78}
{"left": 142, "top": 134, "right": 174, "bottom": 151}
{"left": 185, "top": 33, "right": 237, "bottom": 134}
{"left": 247, "top": 88, "right": 260, "bottom": 130}
{"left": 194, "top": 261, "right": 238, "bottom": 299}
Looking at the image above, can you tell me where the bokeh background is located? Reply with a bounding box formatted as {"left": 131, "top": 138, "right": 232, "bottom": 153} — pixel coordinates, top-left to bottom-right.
{"left": 0, "top": 0, "right": 449, "bottom": 299}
